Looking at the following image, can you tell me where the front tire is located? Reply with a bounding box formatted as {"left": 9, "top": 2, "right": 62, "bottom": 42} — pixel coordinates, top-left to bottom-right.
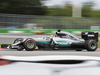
{"left": 13, "top": 38, "right": 23, "bottom": 44}
{"left": 85, "top": 40, "right": 98, "bottom": 51}
{"left": 17, "top": 45, "right": 24, "bottom": 51}
{"left": 24, "top": 39, "right": 36, "bottom": 51}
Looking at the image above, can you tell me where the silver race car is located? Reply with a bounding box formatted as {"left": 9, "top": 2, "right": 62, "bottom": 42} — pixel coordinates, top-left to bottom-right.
{"left": 7, "top": 30, "right": 98, "bottom": 51}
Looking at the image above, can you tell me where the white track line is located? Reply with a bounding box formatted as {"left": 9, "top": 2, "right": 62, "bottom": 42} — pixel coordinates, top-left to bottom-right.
{"left": 0, "top": 35, "right": 42, "bottom": 38}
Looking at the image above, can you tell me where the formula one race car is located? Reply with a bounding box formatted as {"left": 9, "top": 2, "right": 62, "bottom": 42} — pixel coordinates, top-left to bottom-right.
{"left": 7, "top": 30, "right": 98, "bottom": 51}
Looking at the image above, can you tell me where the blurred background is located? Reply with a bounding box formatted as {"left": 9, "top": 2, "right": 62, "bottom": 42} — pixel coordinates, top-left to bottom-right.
{"left": 0, "top": 0, "right": 100, "bottom": 33}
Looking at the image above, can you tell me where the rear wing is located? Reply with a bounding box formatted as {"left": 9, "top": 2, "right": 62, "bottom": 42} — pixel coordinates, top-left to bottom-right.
{"left": 81, "top": 32, "right": 98, "bottom": 42}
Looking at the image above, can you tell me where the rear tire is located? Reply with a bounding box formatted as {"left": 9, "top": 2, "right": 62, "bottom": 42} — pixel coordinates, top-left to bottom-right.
{"left": 24, "top": 39, "right": 36, "bottom": 51}
{"left": 85, "top": 40, "right": 98, "bottom": 51}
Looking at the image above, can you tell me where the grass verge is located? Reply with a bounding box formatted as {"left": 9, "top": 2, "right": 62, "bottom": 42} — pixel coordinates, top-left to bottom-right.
{"left": 98, "top": 40, "right": 100, "bottom": 48}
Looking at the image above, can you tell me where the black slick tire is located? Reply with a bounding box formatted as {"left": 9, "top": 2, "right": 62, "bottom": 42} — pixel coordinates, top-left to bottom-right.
{"left": 13, "top": 38, "right": 23, "bottom": 44}
{"left": 17, "top": 45, "right": 24, "bottom": 51}
{"left": 85, "top": 40, "right": 98, "bottom": 51}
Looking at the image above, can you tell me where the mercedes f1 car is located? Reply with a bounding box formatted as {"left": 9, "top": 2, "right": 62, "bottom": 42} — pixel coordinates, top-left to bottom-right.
{"left": 7, "top": 30, "right": 98, "bottom": 51}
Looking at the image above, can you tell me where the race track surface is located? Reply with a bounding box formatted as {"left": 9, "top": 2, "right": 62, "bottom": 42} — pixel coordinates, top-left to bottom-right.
{"left": 0, "top": 49, "right": 100, "bottom": 56}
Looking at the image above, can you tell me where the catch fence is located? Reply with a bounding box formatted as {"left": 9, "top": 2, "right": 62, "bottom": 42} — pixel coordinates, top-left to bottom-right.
{"left": 0, "top": 13, "right": 100, "bottom": 30}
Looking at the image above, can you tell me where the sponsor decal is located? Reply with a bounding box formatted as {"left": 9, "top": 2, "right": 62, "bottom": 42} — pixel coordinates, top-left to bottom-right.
{"left": 55, "top": 41, "right": 70, "bottom": 46}
{"left": 38, "top": 42, "right": 50, "bottom": 44}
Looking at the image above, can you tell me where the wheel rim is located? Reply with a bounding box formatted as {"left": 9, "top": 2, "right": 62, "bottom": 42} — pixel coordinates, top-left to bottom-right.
{"left": 90, "top": 42, "right": 97, "bottom": 49}
{"left": 26, "top": 41, "right": 35, "bottom": 49}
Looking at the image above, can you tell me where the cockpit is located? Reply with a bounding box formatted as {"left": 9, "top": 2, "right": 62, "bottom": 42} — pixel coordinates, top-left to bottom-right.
{"left": 56, "top": 30, "right": 79, "bottom": 41}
